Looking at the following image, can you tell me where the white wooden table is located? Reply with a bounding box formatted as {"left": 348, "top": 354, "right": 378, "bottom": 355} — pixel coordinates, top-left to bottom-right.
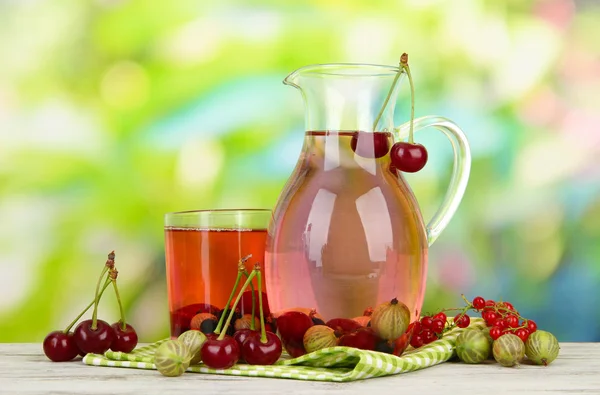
{"left": 1, "top": 343, "right": 599, "bottom": 394}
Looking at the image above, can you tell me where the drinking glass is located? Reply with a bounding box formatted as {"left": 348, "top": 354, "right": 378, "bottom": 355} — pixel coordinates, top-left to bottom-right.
{"left": 164, "top": 209, "right": 272, "bottom": 338}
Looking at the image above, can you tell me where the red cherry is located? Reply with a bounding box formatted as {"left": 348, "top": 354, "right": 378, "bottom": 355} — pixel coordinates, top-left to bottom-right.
{"left": 43, "top": 331, "right": 80, "bottom": 362}
{"left": 325, "top": 318, "right": 362, "bottom": 334}
{"left": 390, "top": 142, "right": 428, "bottom": 173}
{"left": 73, "top": 319, "right": 115, "bottom": 355}
{"left": 200, "top": 335, "right": 240, "bottom": 369}
{"left": 241, "top": 331, "right": 282, "bottom": 365}
{"left": 233, "top": 328, "right": 257, "bottom": 360}
{"left": 240, "top": 291, "right": 270, "bottom": 318}
{"left": 350, "top": 131, "right": 391, "bottom": 159}
{"left": 276, "top": 311, "right": 313, "bottom": 344}
{"left": 110, "top": 323, "right": 138, "bottom": 353}
{"left": 338, "top": 328, "right": 379, "bottom": 351}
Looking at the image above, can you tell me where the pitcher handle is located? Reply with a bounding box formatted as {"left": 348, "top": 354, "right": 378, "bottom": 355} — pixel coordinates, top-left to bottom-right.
{"left": 395, "top": 116, "right": 471, "bottom": 246}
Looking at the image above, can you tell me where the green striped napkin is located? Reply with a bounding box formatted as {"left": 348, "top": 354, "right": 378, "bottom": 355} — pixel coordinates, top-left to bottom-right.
{"left": 82, "top": 318, "right": 486, "bottom": 382}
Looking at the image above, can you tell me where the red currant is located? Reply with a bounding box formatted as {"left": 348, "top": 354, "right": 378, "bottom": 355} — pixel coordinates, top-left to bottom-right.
{"left": 433, "top": 312, "right": 447, "bottom": 323}
{"left": 420, "top": 316, "right": 434, "bottom": 329}
{"left": 431, "top": 318, "right": 445, "bottom": 334}
{"left": 527, "top": 320, "right": 537, "bottom": 333}
{"left": 489, "top": 326, "right": 502, "bottom": 340}
{"left": 484, "top": 312, "right": 499, "bottom": 327}
{"left": 454, "top": 314, "right": 470, "bottom": 328}
{"left": 505, "top": 315, "right": 519, "bottom": 328}
{"left": 484, "top": 300, "right": 495, "bottom": 311}
{"left": 472, "top": 296, "right": 485, "bottom": 310}
{"left": 390, "top": 142, "right": 428, "bottom": 173}
{"left": 515, "top": 328, "right": 530, "bottom": 342}
{"left": 502, "top": 302, "right": 514, "bottom": 311}
{"left": 409, "top": 333, "right": 424, "bottom": 349}
{"left": 421, "top": 329, "right": 437, "bottom": 344}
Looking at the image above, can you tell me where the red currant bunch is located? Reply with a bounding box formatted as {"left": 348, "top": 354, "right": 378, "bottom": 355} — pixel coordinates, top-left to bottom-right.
{"left": 477, "top": 298, "right": 537, "bottom": 342}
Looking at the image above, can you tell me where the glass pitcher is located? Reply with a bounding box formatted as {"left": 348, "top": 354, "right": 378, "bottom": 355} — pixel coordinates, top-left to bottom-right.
{"left": 264, "top": 62, "right": 471, "bottom": 325}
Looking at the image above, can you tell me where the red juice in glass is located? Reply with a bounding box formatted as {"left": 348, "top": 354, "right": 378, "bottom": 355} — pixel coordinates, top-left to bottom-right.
{"left": 164, "top": 209, "right": 271, "bottom": 338}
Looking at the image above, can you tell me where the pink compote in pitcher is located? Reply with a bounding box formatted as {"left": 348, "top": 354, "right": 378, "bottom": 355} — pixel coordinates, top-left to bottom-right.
{"left": 264, "top": 55, "right": 471, "bottom": 327}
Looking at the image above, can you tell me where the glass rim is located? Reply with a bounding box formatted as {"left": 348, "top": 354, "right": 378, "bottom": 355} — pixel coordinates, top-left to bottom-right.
{"left": 165, "top": 208, "right": 272, "bottom": 217}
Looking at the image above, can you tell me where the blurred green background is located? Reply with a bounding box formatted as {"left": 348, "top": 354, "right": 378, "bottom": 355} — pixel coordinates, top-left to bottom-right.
{"left": 1, "top": 0, "right": 598, "bottom": 343}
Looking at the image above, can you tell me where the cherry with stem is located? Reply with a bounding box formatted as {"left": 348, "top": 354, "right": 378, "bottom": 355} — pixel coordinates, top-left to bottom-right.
{"left": 383, "top": 53, "right": 428, "bottom": 173}
{"left": 43, "top": 278, "right": 112, "bottom": 362}
{"left": 109, "top": 267, "right": 138, "bottom": 353}
{"left": 73, "top": 251, "right": 116, "bottom": 355}
{"left": 200, "top": 265, "right": 258, "bottom": 369}
{"left": 241, "top": 263, "right": 282, "bottom": 365}
{"left": 214, "top": 254, "right": 251, "bottom": 335}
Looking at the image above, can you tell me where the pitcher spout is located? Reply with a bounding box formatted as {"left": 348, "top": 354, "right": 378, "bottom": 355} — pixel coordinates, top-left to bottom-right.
{"left": 282, "top": 63, "right": 404, "bottom": 132}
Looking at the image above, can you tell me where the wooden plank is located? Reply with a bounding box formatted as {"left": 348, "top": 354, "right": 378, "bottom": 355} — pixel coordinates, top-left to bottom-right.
{"left": 0, "top": 343, "right": 599, "bottom": 394}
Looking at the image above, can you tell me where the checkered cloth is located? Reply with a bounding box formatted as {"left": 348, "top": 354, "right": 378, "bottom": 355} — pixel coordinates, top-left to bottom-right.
{"left": 82, "top": 318, "right": 486, "bottom": 382}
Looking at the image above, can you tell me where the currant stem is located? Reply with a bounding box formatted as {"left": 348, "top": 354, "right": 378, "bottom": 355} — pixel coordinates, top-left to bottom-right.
{"left": 400, "top": 53, "right": 415, "bottom": 145}
{"left": 63, "top": 278, "right": 111, "bottom": 333}
{"left": 112, "top": 275, "right": 127, "bottom": 331}
{"left": 91, "top": 266, "right": 109, "bottom": 330}
{"left": 256, "top": 267, "right": 267, "bottom": 344}
{"left": 217, "top": 269, "right": 257, "bottom": 341}
{"left": 214, "top": 254, "right": 251, "bottom": 335}
{"left": 242, "top": 269, "right": 256, "bottom": 331}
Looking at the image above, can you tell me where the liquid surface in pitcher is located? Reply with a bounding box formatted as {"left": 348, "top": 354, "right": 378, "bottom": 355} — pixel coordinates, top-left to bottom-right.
{"left": 265, "top": 131, "right": 428, "bottom": 321}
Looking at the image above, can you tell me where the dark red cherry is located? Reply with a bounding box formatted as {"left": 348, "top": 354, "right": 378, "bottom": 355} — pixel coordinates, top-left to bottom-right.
{"left": 351, "top": 131, "right": 391, "bottom": 159}
{"left": 325, "top": 318, "right": 362, "bottom": 334}
{"left": 73, "top": 319, "right": 115, "bottom": 355}
{"left": 276, "top": 311, "right": 313, "bottom": 343}
{"left": 233, "top": 328, "right": 257, "bottom": 360}
{"left": 281, "top": 338, "right": 306, "bottom": 358}
{"left": 242, "top": 331, "right": 282, "bottom": 365}
{"left": 240, "top": 291, "right": 270, "bottom": 317}
{"left": 200, "top": 335, "right": 240, "bottom": 369}
{"left": 110, "top": 322, "right": 138, "bottom": 353}
{"left": 390, "top": 142, "right": 428, "bottom": 173}
{"left": 338, "top": 327, "right": 379, "bottom": 351}
{"left": 43, "top": 331, "right": 79, "bottom": 362}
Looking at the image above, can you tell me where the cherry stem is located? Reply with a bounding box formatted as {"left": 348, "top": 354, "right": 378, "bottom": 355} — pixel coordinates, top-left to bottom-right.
{"left": 242, "top": 269, "right": 256, "bottom": 331}
{"left": 256, "top": 267, "right": 267, "bottom": 344}
{"left": 217, "top": 268, "right": 257, "bottom": 341}
{"left": 372, "top": 57, "right": 403, "bottom": 132}
{"left": 112, "top": 274, "right": 127, "bottom": 331}
{"left": 91, "top": 266, "right": 109, "bottom": 330}
{"left": 63, "top": 278, "right": 111, "bottom": 333}
{"left": 214, "top": 254, "right": 251, "bottom": 335}
{"left": 400, "top": 53, "right": 415, "bottom": 145}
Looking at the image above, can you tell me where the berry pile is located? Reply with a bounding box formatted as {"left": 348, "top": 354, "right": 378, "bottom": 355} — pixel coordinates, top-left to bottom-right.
{"left": 43, "top": 251, "right": 138, "bottom": 362}
{"left": 156, "top": 259, "right": 283, "bottom": 376}
{"left": 409, "top": 295, "right": 539, "bottom": 349}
